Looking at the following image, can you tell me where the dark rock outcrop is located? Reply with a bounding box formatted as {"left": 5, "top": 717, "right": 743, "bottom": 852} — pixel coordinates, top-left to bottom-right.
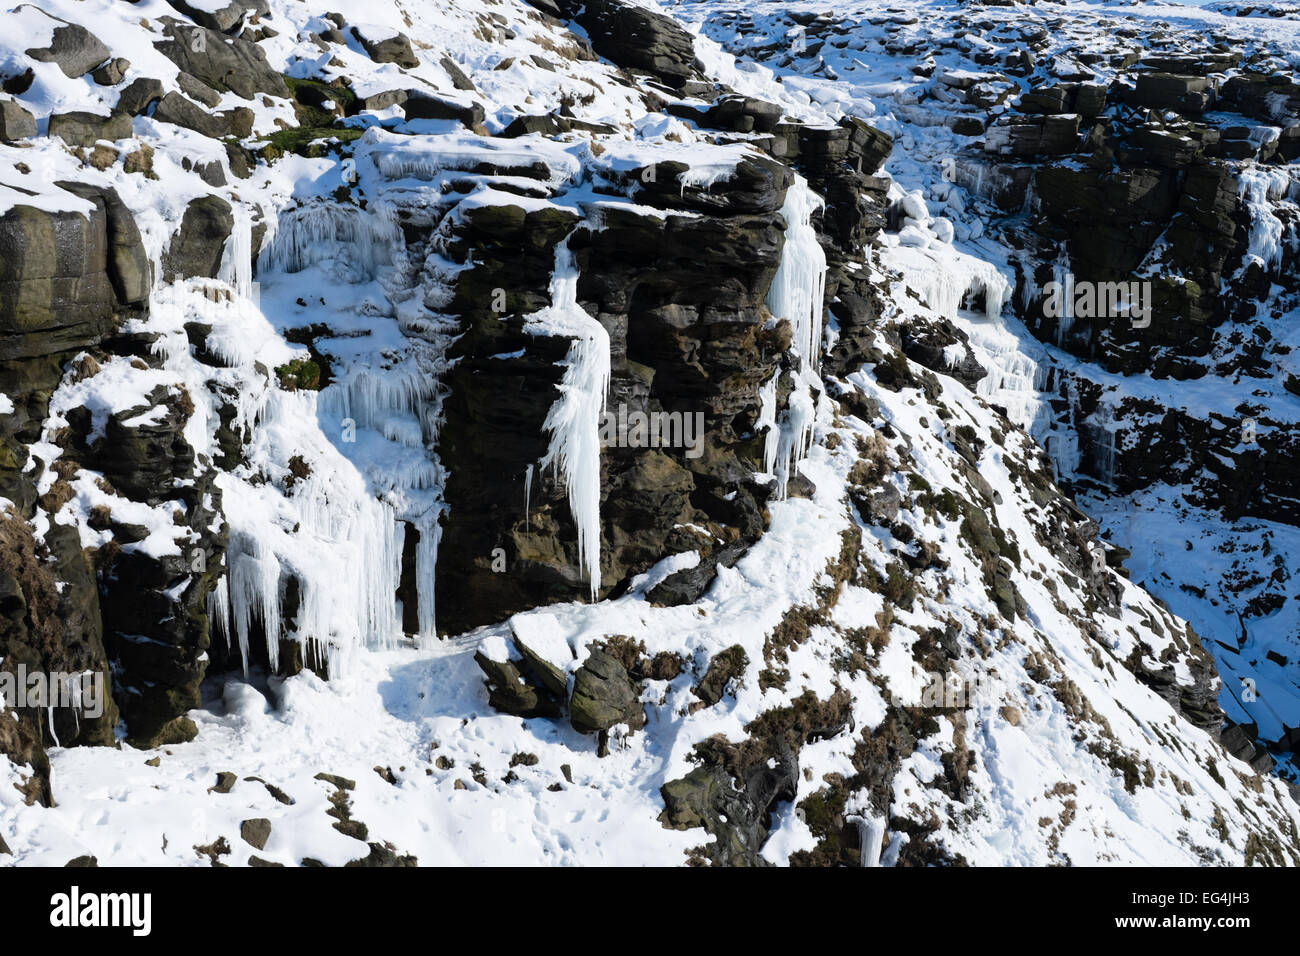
{"left": 162, "top": 195, "right": 235, "bottom": 282}
{"left": 569, "top": 650, "right": 644, "bottom": 735}
{"left": 154, "top": 20, "right": 289, "bottom": 100}
{"left": 554, "top": 0, "right": 701, "bottom": 89}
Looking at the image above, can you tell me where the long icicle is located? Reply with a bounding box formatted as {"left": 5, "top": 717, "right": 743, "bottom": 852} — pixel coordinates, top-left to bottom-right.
{"left": 533, "top": 239, "right": 610, "bottom": 600}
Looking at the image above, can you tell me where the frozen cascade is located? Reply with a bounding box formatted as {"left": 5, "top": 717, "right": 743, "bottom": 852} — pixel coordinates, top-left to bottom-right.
{"left": 523, "top": 464, "right": 534, "bottom": 531}
{"left": 215, "top": 387, "right": 408, "bottom": 674}
{"left": 1237, "top": 165, "right": 1299, "bottom": 275}
{"left": 528, "top": 240, "right": 611, "bottom": 600}
{"left": 895, "top": 249, "right": 1011, "bottom": 323}
{"left": 854, "top": 815, "right": 887, "bottom": 867}
{"left": 223, "top": 526, "right": 282, "bottom": 675}
{"left": 767, "top": 177, "right": 828, "bottom": 367}
{"left": 1051, "top": 253, "right": 1073, "bottom": 345}
{"left": 203, "top": 191, "right": 448, "bottom": 661}
{"left": 258, "top": 202, "right": 404, "bottom": 280}
{"left": 218, "top": 205, "right": 255, "bottom": 300}
{"left": 761, "top": 175, "right": 829, "bottom": 499}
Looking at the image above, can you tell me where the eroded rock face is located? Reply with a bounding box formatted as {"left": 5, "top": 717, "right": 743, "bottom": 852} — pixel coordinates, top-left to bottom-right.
{"left": 0, "top": 183, "right": 147, "bottom": 361}
{"left": 434, "top": 153, "right": 794, "bottom": 633}
{"left": 0, "top": 511, "right": 119, "bottom": 806}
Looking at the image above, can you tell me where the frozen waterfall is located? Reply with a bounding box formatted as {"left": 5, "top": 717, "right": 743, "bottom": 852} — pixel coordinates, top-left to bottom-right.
{"left": 761, "top": 176, "right": 829, "bottom": 500}
{"left": 529, "top": 240, "right": 611, "bottom": 601}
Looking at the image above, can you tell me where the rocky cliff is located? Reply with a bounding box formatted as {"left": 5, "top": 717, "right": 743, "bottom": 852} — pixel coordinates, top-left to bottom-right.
{"left": 0, "top": 0, "right": 1297, "bottom": 866}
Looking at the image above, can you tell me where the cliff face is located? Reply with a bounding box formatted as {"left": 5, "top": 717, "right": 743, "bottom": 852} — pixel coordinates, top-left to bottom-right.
{"left": 683, "top": 0, "right": 1300, "bottom": 768}
{"left": 0, "top": 0, "right": 1298, "bottom": 865}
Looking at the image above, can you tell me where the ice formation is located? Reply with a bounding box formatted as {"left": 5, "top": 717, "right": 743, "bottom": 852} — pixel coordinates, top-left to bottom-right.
{"left": 761, "top": 175, "right": 829, "bottom": 499}
{"left": 530, "top": 241, "right": 612, "bottom": 600}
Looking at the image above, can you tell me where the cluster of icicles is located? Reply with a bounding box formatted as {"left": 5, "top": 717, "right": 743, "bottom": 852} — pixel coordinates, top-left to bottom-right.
{"left": 194, "top": 171, "right": 831, "bottom": 670}
{"left": 199, "top": 198, "right": 443, "bottom": 677}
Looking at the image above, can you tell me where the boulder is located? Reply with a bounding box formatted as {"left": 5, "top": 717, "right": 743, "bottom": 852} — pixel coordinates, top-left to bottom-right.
{"left": 116, "top": 78, "right": 165, "bottom": 116}
{"left": 569, "top": 649, "right": 644, "bottom": 735}
{"left": 153, "top": 91, "right": 232, "bottom": 138}
{"left": 165, "top": 0, "right": 270, "bottom": 33}
{"left": 176, "top": 71, "right": 222, "bottom": 108}
{"left": 90, "top": 58, "right": 131, "bottom": 86}
{"left": 240, "top": 818, "right": 271, "bottom": 850}
{"left": 350, "top": 26, "right": 419, "bottom": 68}
{"left": 473, "top": 651, "right": 563, "bottom": 718}
{"left": 48, "top": 111, "right": 132, "bottom": 148}
{"left": 154, "top": 21, "right": 289, "bottom": 99}
{"left": 0, "top": 100, "right": 36, "bottom": 142}
{"left": 162, "top": 195, "right": 234, "bottom": 282}
{"left": 556, "top": 0, "right": 700, "bottom": 89}
{"left": 402, "top": 91, "right": 485, "bottom": 129}
{"left": 22, "top": 9, "right": 110, "bottom": 78}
